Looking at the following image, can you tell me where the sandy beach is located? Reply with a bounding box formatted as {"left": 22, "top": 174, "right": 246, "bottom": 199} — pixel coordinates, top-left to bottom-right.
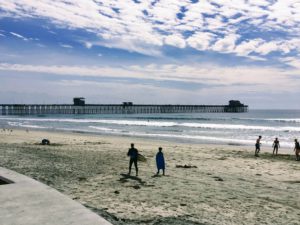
{"left": 0, "top": 128, "right": 299, "bottom": 225}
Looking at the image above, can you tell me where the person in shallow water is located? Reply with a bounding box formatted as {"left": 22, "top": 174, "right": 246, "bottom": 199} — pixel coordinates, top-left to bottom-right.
{"left": 156, "top": 147, "right": 165, "bottom": 175}
{"left": 294, "top": 139, "right": 300, "bottom": 161}
{"left": 127, "top": 143, "right": 138, "bottom": 176}
{"left": 272, "top": 137, "right": 280, "bottom": 155}
{"left": 255, "top": 135, "right": 262, "bottom": 157}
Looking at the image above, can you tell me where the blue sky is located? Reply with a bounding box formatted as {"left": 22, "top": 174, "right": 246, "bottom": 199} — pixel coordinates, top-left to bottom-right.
{"left": 0, "top": 0, "right": 300, "bottom": 109}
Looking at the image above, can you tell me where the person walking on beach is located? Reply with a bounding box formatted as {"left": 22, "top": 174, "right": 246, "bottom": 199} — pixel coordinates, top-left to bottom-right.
{"left": 294, "top": 139, "right": 300, "bottom": 161}
{"left": 156, "top": 147, "right": 165, "bottom": 175}
{"left": 127, "top": 143, "right": 138, "bottom": 176}
{"left": 272, "top": 137, "right": 280, "bottom": 156}
{"left": 255, "top": 135, "right": 262, "bottom": 157}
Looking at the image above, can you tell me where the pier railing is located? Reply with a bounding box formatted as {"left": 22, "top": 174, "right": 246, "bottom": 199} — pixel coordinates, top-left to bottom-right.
{"left": 0, "top": 104, "right": 248, "bottom": 115}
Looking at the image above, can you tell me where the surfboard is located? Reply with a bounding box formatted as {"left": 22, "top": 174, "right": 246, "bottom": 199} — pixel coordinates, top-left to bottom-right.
{"left": 137, "top": 153, "right": 147, "bottom": 162}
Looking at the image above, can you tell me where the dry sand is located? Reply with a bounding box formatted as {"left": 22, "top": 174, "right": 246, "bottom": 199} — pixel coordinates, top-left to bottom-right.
{"left": 0, "top": 128, "right": 299, "bottom": 225}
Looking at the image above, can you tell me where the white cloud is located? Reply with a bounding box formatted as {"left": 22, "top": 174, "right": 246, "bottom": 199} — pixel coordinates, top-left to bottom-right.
{"left": 10, "top": 32, "right": 28, "bottom": 41}
{"left": 280, "top": 56, "right": 300, "bottom": 69}
{"left": 1, "top": 0, "right": 300, "bottom": 60}
{"left": 2, "top": 61, "right": 300, "bottom": 108}
{"left": 96, "top": 37, "right": 163, "bottom": 56}
{"left": 36, "top": 43, "right": 46, "bottom": 48}
{"left": 0, "top": 62, "right": 299, "bottom": 91}
{"left": 235, "top": 39, "right": 264, "bottom": 57}
{"left": 83, "top": 41, "right": 92, "bottom": 49}
{"left": 212, "top": 34, "right": 240, "bottom": 53}
{"left": 60, "top": 44, "right": 73, "bottom": 48}
{"left": 187, "top": 32, "right": 215, "bottom": 51}
{"left": 164, "top": 34, "right": 186, "bottom": 48}
{"left": 254, "top": 42, "right": 279, "bottom": 55}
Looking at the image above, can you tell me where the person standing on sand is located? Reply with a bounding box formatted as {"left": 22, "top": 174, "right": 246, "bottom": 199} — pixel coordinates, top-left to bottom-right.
{"left": 127, "top": 143, "right": 138, "bottom": 176}
{"left": 255, "top": 135, "right": 262, "bottom": 157}
{"left": 272, "top": 137, "right": 280, "bottom": 155}
{"left": 294, "top": 139, "right": 300, "bottom": 161}
{"left": 156, "top": 147, "right": 165, "bottom": 175}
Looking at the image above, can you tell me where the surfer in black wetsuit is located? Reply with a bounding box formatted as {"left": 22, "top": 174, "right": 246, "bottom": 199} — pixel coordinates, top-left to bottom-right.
{"left": 294, "top": 139, "right": 300, "bottom": 161}
{"left": 127, "top": 143, "right": 138, "bottom": 176}
{"left": 272, "top": 137, "right": 280, "bottom": 155}
{"left": 255, "top": 135, "right": 262, "bottom": 157}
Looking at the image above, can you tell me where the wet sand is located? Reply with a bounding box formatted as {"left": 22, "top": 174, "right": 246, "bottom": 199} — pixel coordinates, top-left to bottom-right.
{"left": 0, "top": 129, "right": 299, "bottom": 225}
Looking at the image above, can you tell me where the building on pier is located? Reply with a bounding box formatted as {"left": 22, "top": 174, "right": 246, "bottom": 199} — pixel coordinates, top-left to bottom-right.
{"left": 73, "top": 97, "right": 85, "bottom": 106}
{"left": 0, "top": 99, "right": 248, "bottom": 115}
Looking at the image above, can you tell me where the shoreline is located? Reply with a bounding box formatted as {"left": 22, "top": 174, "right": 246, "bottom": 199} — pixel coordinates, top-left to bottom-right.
{"left": 0, "top": 128, "right": 299, "bottom": 225}
{"left": 0, "top": 126, "right": 295, "bottom": 153}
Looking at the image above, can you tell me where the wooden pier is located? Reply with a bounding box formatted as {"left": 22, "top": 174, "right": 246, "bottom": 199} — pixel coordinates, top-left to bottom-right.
{"left": 0, "top": 100, "right": 248, "bottom": 115}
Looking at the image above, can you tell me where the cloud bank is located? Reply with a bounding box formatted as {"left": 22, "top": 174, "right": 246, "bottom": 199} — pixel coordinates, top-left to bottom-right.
{"left": 1, "top": 0, "right": 300, "bottom": 59}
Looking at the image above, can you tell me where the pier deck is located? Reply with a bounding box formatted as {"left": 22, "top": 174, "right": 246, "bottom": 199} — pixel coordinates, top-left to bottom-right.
{"left": 0, "top": 101, "right": 248, "bottom": 115}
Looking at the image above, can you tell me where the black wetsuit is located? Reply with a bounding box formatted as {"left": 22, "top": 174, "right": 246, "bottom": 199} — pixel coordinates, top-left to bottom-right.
{"left": 255, "top": 139, "right": 261, "bottom": 156}
{"left": 295, "top": 141, "right": 300, "bottom": 161}
{"left": 273, "top": 140, "right": 279, "bottom": 154}
{"left": 127, "top": 147, "right": 138, "bottom": 175}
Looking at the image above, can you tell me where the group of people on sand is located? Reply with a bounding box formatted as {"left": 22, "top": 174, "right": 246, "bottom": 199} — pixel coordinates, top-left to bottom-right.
{"left": 127, "top": 143, "right": 165, "bottom": 177}
{"left": 255, "top": 135, "right": 300, "bottom": 161}
{"left": 127, "top": 136, "right": 300, "bottom": 177}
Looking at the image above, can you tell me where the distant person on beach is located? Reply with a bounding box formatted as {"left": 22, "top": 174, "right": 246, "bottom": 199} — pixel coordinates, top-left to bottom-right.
{"left": 294, "top": 139, "right": 300, "bottom": 161}
{"left": 156, "top": 147, "right": 165, "bottom": 175}
{"left": 127, "top": 143, "right": 138, "bottom": 176}
{"left": 255, "top": 135, "right": 262, "bottom": 157}
{"left": 272, "top": 137, "right": 280, "bottom": 155}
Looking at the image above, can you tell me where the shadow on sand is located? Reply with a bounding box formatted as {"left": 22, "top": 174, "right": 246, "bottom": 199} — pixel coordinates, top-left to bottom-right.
{"left": 119, "top": 173, "right": 146, "bottom": 185}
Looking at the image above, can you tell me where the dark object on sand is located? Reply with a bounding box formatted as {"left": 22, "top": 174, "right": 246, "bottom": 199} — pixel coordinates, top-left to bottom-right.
{"left": 78, "top": 177, "right": 87, "bottom": 182}
{"left": 41, "top": 139, "right": 50, "bottom": 145}
{"left": 176, "top": 164, "right": 197, "bottom": 168}
{"left": 213, "top": 176, "right": 224, "bottom": 181}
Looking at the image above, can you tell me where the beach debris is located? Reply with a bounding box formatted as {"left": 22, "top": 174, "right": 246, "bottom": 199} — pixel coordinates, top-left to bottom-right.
{"left": 114, "top": 190, "right": 120, "bottom": 194}
{"left": 46, "top": 180, "right": 53, "bottom": 186}
{"left": 213, "top": 176, "right": 224, "bottom": 181}
{"left": 255, "top": 174, "right": 262, "bottom": 176}
{"left": 284, "top": 180, "right": 300, "bottom": 184}
{"left": 83, "top": 141, "right": 110, "bottom": 145}
{"left": 132, "top": 185, "right": 140, "bottom": 189}
{"left": 180, "top": 203, "right": 187, "bottom": 206}
{"left": 218, "top": 156, "right": 228, "bottom": 160}
{"left": 78, "top": 177, "right": 87, "bottom": 182}
{"left": 41, "top": 139, "right": 50, "bottom": 145}
{"left": 176, "top": 164, "right": 197, "bottom": 168}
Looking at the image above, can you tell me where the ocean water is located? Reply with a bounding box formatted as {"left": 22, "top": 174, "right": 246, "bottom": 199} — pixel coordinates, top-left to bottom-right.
{"left": 1, "top": 110, "right": 300, "bottom": 148}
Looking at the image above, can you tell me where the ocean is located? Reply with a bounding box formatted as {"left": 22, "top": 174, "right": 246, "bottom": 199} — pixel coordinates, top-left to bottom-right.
{"left": 1, "top": 110, "right": 300, "bottom": 148}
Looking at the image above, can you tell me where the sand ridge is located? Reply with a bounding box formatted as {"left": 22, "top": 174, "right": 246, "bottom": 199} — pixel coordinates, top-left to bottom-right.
{"left": 0, "top": 129, "right": 299, "bottom": 225}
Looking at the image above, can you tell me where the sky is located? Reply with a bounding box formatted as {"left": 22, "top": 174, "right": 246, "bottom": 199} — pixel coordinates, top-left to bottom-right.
{"left": 0, "top": 0, "right": 300, "bottom": 109}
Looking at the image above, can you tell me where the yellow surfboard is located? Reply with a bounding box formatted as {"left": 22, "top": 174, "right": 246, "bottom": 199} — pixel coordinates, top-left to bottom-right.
{"left": 137, "top": 153, "right": 147, "bottom": 162}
